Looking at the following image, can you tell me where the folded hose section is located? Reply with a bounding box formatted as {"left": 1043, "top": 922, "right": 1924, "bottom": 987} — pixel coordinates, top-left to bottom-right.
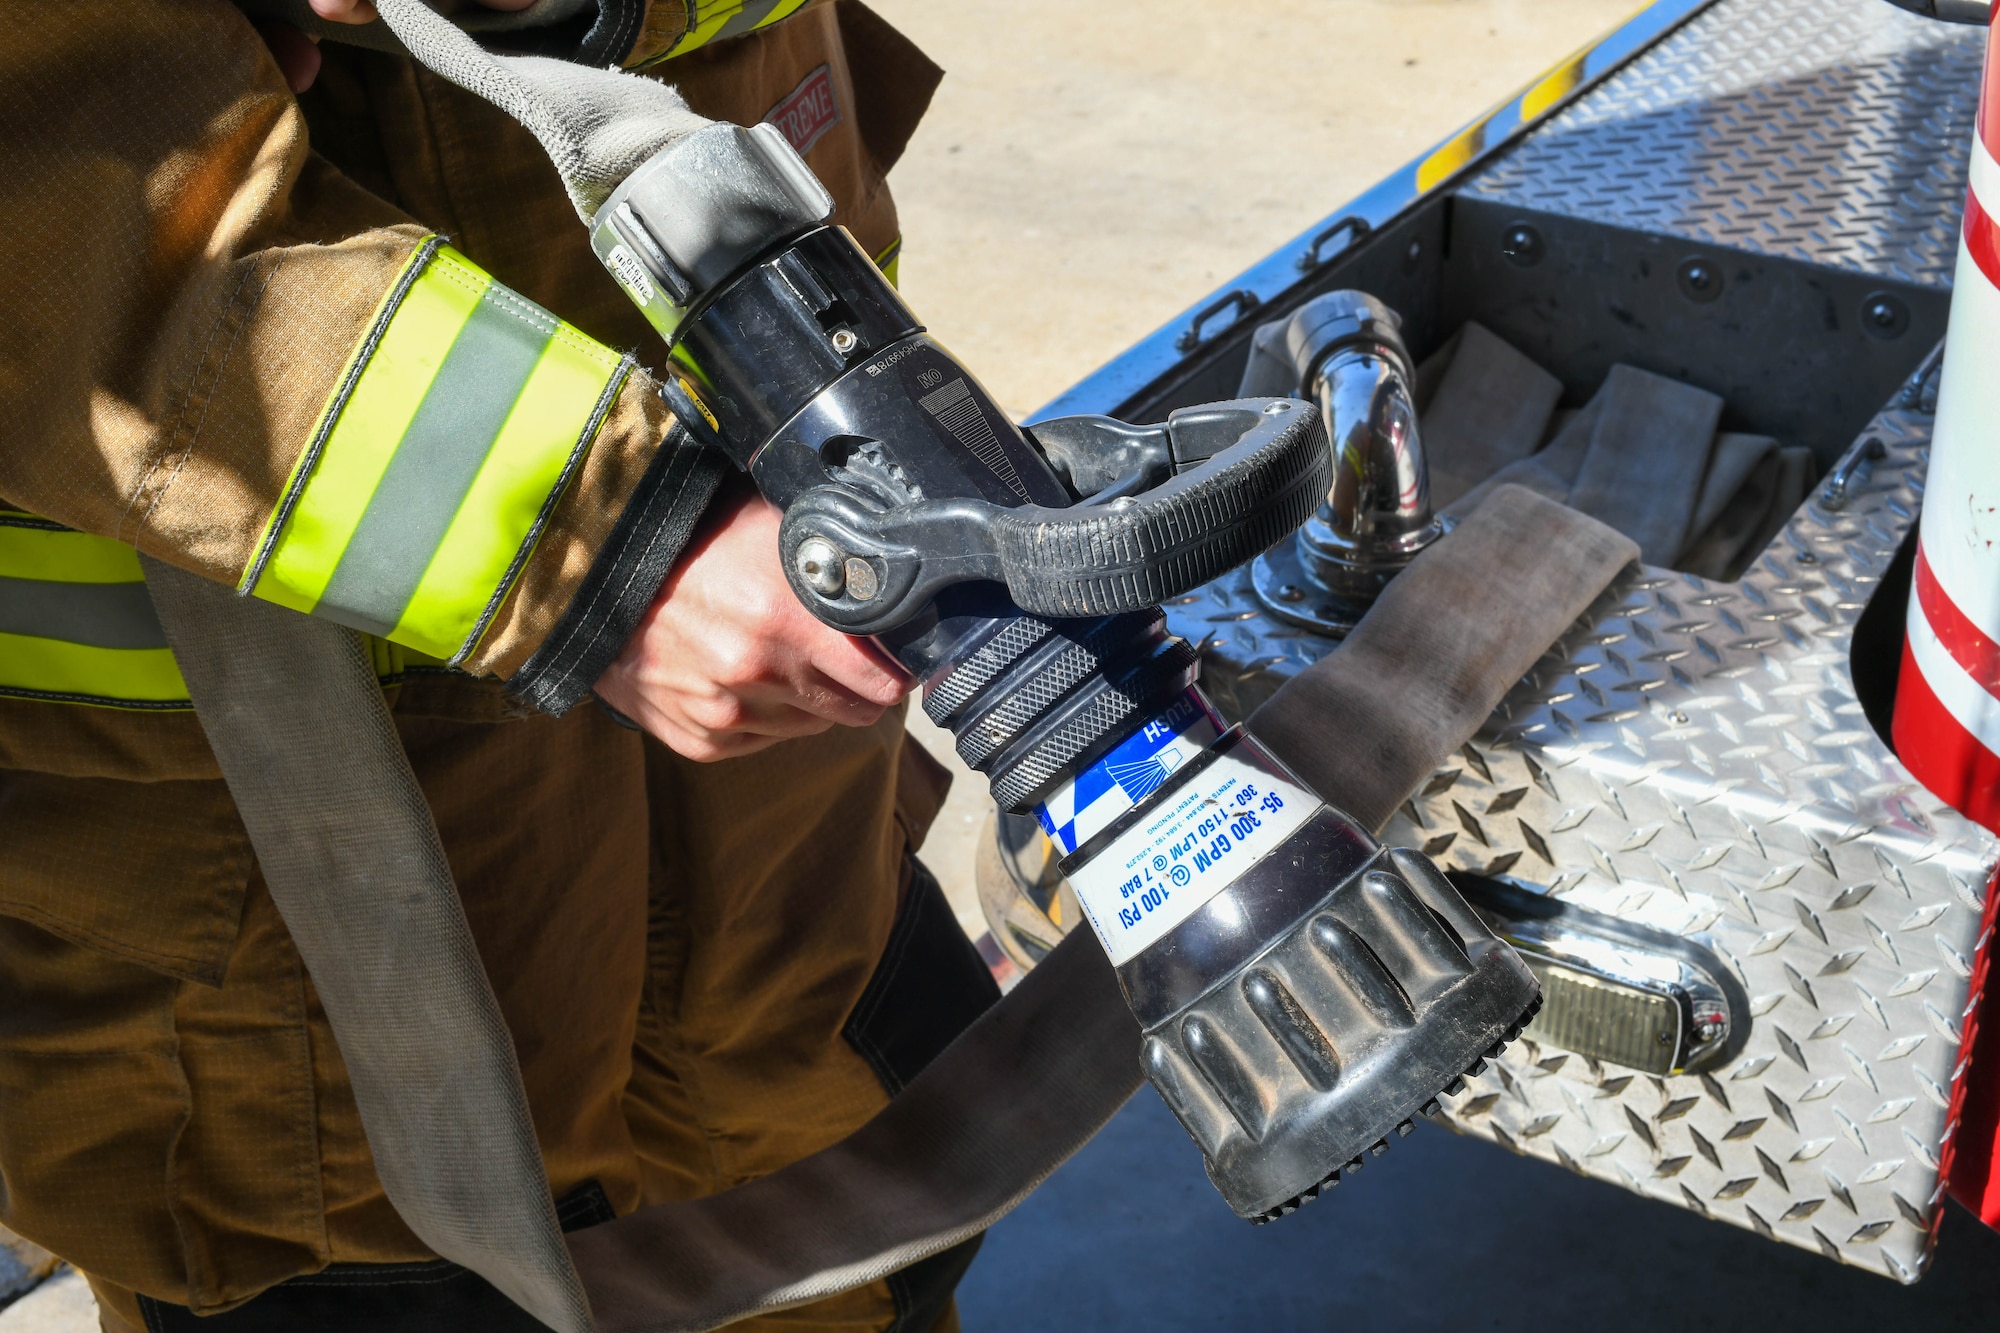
{"left": 1249, "top": 484, "right": 1640, "bottom": 833}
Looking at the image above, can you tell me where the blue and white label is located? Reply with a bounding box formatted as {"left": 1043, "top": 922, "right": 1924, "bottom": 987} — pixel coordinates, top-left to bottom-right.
{"left": 1068, "top": 751, "right": 1321, "bottom": 967}
{"left": 1034, "top": 689, "right": 1221, "bottom": 855}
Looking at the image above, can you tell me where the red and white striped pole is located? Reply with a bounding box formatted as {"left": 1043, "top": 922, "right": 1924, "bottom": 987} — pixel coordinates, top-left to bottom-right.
{"left": 1897, "top": 10, "right": 2000, "bottom": 1229}
{"left": 1893, "top": 19, "right": 2000, "bottom": 834}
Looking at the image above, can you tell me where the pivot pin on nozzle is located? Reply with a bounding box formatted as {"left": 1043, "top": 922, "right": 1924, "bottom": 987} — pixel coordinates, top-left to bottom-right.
{"left": 794, "top": 537, "right": 845, "bottom": 598}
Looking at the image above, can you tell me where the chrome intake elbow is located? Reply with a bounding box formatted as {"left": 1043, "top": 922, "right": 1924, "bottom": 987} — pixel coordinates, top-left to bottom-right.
{"left": 1252, "top": 292, "right": 1442, "bottom": 635}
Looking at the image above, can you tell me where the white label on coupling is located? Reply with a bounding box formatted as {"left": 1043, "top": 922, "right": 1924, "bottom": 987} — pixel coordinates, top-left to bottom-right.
{"left": 605, "top": 243, "right": 658, "bottom": 305}
{"left": 1068, "top": 751, "right": 1321, "bottom": 967}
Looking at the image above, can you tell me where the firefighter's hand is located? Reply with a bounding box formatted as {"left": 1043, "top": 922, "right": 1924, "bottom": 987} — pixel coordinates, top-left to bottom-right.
{"left": 257, "top": 0, "right": 538, "bottom": 93}
{"left": 593, "top": 490, "right": 912, "bottom": 761}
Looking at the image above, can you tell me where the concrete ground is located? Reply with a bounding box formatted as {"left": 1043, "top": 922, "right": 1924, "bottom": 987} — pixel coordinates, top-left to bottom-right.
{"left": 0, "top": 1, "right": 1669, "bottom": 1327}
{"left": 0, "top": 1274, "right": 91, "bottom": 1333}
{"left": 871, "top": 0, "right": 1641, "bottom": 419}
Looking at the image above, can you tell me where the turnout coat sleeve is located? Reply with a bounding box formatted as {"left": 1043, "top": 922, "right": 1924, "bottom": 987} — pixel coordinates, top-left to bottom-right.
{"left": 0, "top": 0, "right": 712, "bottom": 709}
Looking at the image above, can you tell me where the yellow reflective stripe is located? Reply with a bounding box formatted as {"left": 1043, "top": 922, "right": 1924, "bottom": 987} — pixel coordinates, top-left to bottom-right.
{"left": 244, "top": 239, "right": 438, "bottom": 602}
{"left": 1520, "top": 53, "right": 1587, "bottom": 122}
{"left": 391, "top": 331, "right": 624, "bottom": 658}
{"left": 665, "top": 0, "right": 815, "bottom": 58}
{"left": 0, "top": 520, "right": 188, "bottom": 707}
{"left": 249, "top": 241, "right": 624, "bottom": 661}
{"left": 0, "top": 525, "right": 143, "bottom": 583}
{"left": 365, "top": 634, "right": 415, "bottom": 680}
{"left": 874, "top": 236, "right": 902, "bottom": 289}
{"left": 0, "top": 631, "right": 188, "bottom": 705}
{"left": 0, "top": 513, "right": 430, "bottom": 708}
{"left": 1417, "top": 123, "right": 1485, "bottom": 194}
{"left": 255, "top": 246, "right": 489, "bottom": 614}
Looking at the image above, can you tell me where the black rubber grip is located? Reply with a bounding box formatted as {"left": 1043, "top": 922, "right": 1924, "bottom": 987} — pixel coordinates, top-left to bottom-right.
{"left": 986, "top": 637, "right": 1199, "bottom": 813}
{"left": 993, "top": 402, "right": 1330, "bottom": 618}
{"left": 922, "top": 617, "right": 1056, "bottom": 728}
{"left": 953, "top": 615, "right": 1160, "bottom": 771}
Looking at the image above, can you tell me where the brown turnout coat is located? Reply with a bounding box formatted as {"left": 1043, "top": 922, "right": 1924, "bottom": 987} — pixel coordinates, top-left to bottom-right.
{"left": 0, "top": 2, "right": 953, "bottom": 1327}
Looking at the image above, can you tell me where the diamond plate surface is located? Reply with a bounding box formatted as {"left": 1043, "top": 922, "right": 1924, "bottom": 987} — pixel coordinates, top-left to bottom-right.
{"left": 1169, "top": 379, "right": 1998, "bottom": 1281}
{"left": 1461, "top": 0, "right": 1984, "bottom": 289}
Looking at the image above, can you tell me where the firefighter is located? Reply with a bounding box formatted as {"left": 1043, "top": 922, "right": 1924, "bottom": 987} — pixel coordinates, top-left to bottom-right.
{"left": 0, "top": 1, "right": 993, "bottom": 1328}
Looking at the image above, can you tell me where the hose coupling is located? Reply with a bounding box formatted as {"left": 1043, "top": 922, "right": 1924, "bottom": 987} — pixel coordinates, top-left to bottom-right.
{"left": 1251, "top": 291, "right": 1443, "bottom": 636}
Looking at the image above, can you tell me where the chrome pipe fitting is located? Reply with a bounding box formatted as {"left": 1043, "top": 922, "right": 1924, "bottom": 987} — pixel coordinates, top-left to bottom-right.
{"left": 1252, "top": 292, "right": 1443, "bottom": 635}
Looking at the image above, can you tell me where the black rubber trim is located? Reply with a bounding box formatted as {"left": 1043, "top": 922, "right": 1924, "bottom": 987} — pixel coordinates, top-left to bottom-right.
{"left": 509, "top": 421, "right": 731, "bottom": 716}
{"left": 991, "top": 405, "right": 1329, "bottom": 618}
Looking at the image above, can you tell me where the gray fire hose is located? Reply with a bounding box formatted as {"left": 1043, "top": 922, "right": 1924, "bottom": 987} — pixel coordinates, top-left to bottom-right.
{"left": 145, "top": 483, "right": 1632, "bottom": 1331}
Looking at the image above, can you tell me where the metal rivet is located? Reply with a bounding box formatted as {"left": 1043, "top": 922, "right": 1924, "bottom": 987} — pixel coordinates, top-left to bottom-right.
{"left": 794, "top": 538, "right": 844, "bottom": 598}
{"left": 844, "top": 557, "right": 880, "bottom": 602}
{"left": 1669, "top": 710, "right": 1689, "bottom": 726}
{"left": 1860, "top": 292, "right": 1909, "bottom": 341}
{"left": 1277, "top": 584, "right": 1305, "bottom": 602}
{"left": 1264, "top": 401, "right": 1289, "bottom": 415}
{"left": 1500, "top": 223, "right": 1544, "bottom": 268}
{"left": 1797, "top": 551, "right": 1818, "bottom": 565}
{"left": 831, "top": 329, "right": 859, "bottom": 355}
{"left": 1676, "top": 257, "right": 1722, "bottom": 304}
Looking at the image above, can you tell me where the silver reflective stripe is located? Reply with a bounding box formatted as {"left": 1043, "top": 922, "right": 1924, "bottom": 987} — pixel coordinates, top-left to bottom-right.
{"left": 313, "top": 285, "right": 554, "bottom": 638}
{"left": 0, "top": 575, "right": 168, "bottom": 649}
{"left": 715, "top": 0, "right": 787, "bottom": 41}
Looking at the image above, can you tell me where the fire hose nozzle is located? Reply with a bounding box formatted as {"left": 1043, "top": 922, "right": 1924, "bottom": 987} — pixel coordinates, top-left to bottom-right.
{"left": 589, "top": 134, "right": 1539, "bottom": 1224}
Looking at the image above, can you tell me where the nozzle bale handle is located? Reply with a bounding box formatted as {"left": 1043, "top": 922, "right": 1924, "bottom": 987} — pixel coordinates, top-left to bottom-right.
{"left": 780, "top": 398, "right": 1332, "bottom": 634}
